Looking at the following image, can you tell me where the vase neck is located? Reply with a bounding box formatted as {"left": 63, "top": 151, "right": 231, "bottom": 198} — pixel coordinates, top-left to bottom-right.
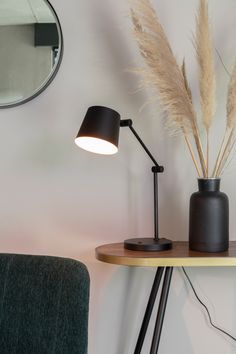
{"left": 198, "top": 178, "right": 220, "bottom": 192}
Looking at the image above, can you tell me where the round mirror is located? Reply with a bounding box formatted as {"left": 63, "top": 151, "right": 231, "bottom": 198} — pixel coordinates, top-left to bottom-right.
{"left": 0, "top": 0, "right": 63, "bottom": 108}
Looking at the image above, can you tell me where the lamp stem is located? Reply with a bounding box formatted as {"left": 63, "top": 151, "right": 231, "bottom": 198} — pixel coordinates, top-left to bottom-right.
{"left": 120, "top": 119, "right": 163, "bottom": 242}
{"left": 121, "top": 119, "right": 172, "bottom": 251}
{"left": 153, "top": 167, "right": 159, "bottom": 240}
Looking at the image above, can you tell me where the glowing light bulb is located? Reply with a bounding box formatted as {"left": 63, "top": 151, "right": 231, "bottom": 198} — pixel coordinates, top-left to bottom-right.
{"left": 75, "top": 136, "right": 118, "bottom": 155}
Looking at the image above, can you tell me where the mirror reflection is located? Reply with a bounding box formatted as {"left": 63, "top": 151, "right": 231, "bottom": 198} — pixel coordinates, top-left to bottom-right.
{"left": 0, "top": 0, "right": 63, "bottom": 108}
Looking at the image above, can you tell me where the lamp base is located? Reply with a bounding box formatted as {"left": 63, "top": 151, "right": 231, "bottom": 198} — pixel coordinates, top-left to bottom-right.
{"left": 124, "top": 237, "right": 172, "bottom": 251}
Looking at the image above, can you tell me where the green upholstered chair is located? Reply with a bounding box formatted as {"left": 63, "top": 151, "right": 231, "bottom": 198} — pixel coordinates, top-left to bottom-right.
{"left": 0, "top": 254, "right": 90, "bottom": 354}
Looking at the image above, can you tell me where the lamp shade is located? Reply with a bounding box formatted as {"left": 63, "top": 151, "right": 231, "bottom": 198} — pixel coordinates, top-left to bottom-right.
{"left": 75, "top": 106, "right": 121, "bottom": 155}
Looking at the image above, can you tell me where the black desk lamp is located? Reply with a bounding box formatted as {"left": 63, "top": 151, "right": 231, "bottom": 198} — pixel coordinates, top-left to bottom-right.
{"left": 75, "top": 106, "right": 172, "bottom": 251}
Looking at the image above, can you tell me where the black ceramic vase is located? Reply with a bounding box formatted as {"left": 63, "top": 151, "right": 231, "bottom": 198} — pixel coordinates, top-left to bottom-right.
{"left": 189, "top": 178, "right": 229, "bottom": 253}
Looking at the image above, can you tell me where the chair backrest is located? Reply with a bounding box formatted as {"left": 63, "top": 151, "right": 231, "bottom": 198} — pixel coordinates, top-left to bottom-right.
{"left": 0, "top": 254, "right": 89, "bottom": 354}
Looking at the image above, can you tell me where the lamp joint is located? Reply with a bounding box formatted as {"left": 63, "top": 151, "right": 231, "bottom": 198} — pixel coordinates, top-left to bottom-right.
{"left": 152, "top": 166, "right": 164, "bottom": 173}
{"left": 120, "top": 119, "right": 133, "bottom": 127}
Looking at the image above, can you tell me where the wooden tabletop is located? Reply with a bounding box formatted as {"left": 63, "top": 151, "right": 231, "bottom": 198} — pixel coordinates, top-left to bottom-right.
{"left": 95, "top": 241, "right": 236, "bottom": 267}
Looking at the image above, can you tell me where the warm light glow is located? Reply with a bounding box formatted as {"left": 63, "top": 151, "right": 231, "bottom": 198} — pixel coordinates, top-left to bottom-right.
{"left": 75, "top": 136, "right": 118, "bottom": 155}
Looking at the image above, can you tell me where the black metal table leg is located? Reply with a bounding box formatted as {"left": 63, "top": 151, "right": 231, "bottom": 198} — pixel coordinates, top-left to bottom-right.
{"left": 150, "top": 267, "right": 173, "bottom": 354}
{"left": 134, "top": 267, "right": 164, "bottom": 354}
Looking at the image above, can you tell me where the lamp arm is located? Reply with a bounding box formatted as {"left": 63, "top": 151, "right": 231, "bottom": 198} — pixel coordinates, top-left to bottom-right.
{"left": 120, "top": 119, "right": 164, "bottom": 173}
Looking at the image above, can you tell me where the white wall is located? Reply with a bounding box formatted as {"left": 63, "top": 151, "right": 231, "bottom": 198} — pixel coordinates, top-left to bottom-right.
{"left": 0, "top": 0, "right": 236, "bottom": 353}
